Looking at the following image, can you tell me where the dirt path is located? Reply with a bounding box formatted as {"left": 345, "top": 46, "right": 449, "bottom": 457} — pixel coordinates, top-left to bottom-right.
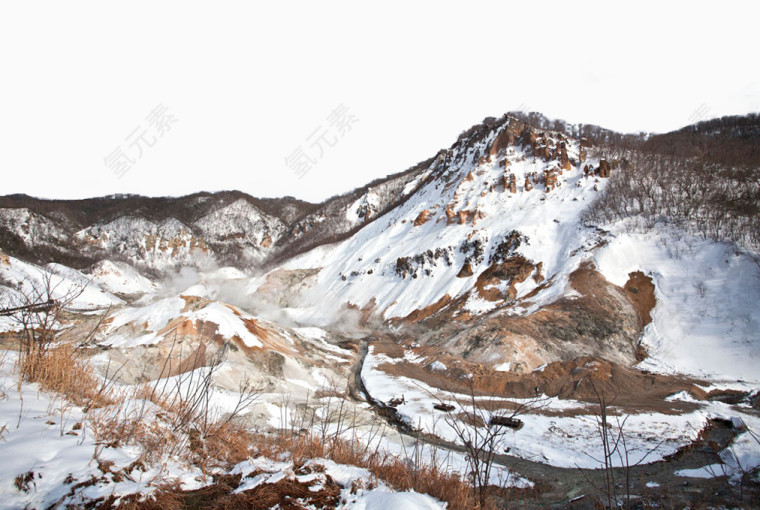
{"left": 350, "top": 338, "right": 759, "bottom": 508}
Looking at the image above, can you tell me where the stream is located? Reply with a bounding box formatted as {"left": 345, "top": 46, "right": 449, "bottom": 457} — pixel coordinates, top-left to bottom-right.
{"left": 348, "top": 338, "right": 754, "bottom": 508}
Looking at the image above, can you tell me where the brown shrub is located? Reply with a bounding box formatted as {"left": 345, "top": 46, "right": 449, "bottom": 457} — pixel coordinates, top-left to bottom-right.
{"left": 16, "top": 345, "right": 112, "bottom": 409}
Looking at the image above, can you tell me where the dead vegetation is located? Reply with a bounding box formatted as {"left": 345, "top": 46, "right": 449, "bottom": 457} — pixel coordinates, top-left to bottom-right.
{"left": 3, "top": 299, "right": 480, "bottom": 510}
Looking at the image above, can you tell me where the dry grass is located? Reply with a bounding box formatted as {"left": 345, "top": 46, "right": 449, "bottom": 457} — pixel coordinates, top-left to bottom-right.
{"left": 11, "top": 345, "right": 491, "bottom": 510}
{"left": 16, "top": 345, "right": 113, "bottom": 409}
{"left": 256, "top": 432, "right": 479, "bottom": 510}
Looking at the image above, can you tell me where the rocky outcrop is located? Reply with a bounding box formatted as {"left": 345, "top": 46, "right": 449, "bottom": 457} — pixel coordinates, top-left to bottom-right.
{"left": 413, "top": 209, "right": 431, "bottom": 227}
{"left": 460, "top": 209, "right": 486, "bottom": 225}
{"left": 475, "top": 256, "right": 537, "bottom": 302}
{"left": 488, "top": 128, "right": 514, "bottom": 160}
{"left": 412, "top": 262, "right": 644, "bottom": 371}
{"left": 524, "top": 177, "right": 534, "bottom": 191}
{"left": 503, "top": 174, "right": 516, "bottom": 194}
{"left": 543, "top": 169, "right": 559, "bottom": 192}
{"left": 558, "top": 142, "right": 571, "bottom": 171}
{"left": 456, "top": 261, "right": 474, "bottom": 278}
{"left": 260, "top": 235, "right": 273, "bottom": 248}
{"left": 445, "top": 205, "right": 456, "bottom": 225}
{"left": 534, "top": 143, "right": 551, "bottom": 160}
{"left": 598, "top": 159, "right": 611, "bottom": 178}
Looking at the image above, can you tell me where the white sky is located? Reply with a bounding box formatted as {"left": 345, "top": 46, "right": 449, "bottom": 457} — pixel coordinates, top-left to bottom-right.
{"left": 1, "top": 1, "right": 758, "bottom": 204}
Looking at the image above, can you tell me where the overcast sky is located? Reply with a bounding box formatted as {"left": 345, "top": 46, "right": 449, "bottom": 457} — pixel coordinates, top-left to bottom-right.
{"left": 1, "top": 1, "right": 758, "bottom": 203}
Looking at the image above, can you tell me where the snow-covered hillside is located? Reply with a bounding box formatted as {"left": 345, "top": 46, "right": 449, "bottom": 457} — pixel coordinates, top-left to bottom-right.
{"left": 596, "top": 226, "right": 760, "bottom": 383}
{"left": 285, "top": 119, "right": 605, "bottom": 320}
{"left": 1, "top": 113, "right": 759, "bottom": 507}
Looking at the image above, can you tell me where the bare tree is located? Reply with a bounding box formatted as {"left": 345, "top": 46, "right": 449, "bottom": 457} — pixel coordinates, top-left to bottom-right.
{"left": 2, "top": 268, "right": 88, "bottom": 379}
{"left": 436, "top": 381, "right": 548, "bottom": 508}
{"left": 576, "top": 379, "right": 664, "bottom": 509}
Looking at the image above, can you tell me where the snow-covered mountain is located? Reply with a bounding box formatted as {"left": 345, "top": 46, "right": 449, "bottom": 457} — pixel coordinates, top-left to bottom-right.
{"left": 2, "top": 113, "right": 759, "bottom": 377}
{"left": 1, "top": 112, "right": 759, "bottom": 508}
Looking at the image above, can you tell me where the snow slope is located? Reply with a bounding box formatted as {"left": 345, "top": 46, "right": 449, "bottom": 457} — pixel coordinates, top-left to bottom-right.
{"left": 0, "top": 256, "right": 123, "bottom": 313}
{"left": 596, "top": 225, "right": 760, "bottom": 383}
{"left": 286, "top": 121, "right": 605, "bottom": 320}
{"left": 87, "top": 260, "right": 158, "bottom": 295}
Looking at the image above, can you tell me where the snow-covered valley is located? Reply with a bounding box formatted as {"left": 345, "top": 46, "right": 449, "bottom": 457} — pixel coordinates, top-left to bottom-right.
{"left": 1, "top": 114, "right": 759, "bottom": 509}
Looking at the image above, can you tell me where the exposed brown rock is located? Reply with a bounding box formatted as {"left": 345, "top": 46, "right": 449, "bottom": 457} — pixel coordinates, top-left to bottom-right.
{"left": 408, "top": 261, "right": 644, "bottom": 373}
{"left": 189, "top": 236, "right": 209, "bottom": 253}
{"left": 520, "top": 127, "right": 538, "bottom": 148}
{"left": 475, "top": 256, "right": 536, "bottom": 302}
{"left": 413, "top": 209, "right": 431, "bottom": 227}
{"left": 558, "top": 142, "right": 571, "bottom": 171}
{"left": 543, "top": 169, "right": 559, "bottom": 192}
{"left": 457, "top": 261, "right": 474, "bottom": 278}
{"left": 624, "top": 271, "right": 656, "bottom": 327}
{"left": 401, "top": 294, "right": 452, "bottom": 322}
{"left": 0, "top": 249, "right": 9, "bottom": 267}
{"left": 524, "top": 177, "right": 533, "bottom": 191}
{"left": 464, "top": 171, "right": 474, "bottom": 182}
{"left": 534, "top": 144, "right": 551, "bottom": 160}
{"left": 260, "top": 235, "right": 273, "bottom": 248}
{"left": 445, "top": 205, "right": 456, "bottom": 225}
{"left": 598, "top": 159, "right": 611, "bottom": 178}
{"left": 488, "top": 129, "right": 514, "bottom": 159}
{"left": 453, "top": 209, "right": 485, "bottom": 225}
{"left": 179, "top": 294, "right": 209, "bottom": 313}
{"left": 509, "top": 177, "right": 517, "bottom": 194}
{"left": 533, "top": 261, "right": 544, "bottom": 282}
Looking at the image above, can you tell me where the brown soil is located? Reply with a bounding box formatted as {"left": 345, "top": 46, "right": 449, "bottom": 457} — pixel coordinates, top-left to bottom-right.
{"left": 624, "top": 270, "right": 656, "bottom": 327}
{"left": 371, "top": 337, "right": 706, "bottom": 414}
{"left": 410, "top": 262, "right": 642, "bottom": 372}
{"left": 102, "top": 467, "right": 343, "bottom": 509}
